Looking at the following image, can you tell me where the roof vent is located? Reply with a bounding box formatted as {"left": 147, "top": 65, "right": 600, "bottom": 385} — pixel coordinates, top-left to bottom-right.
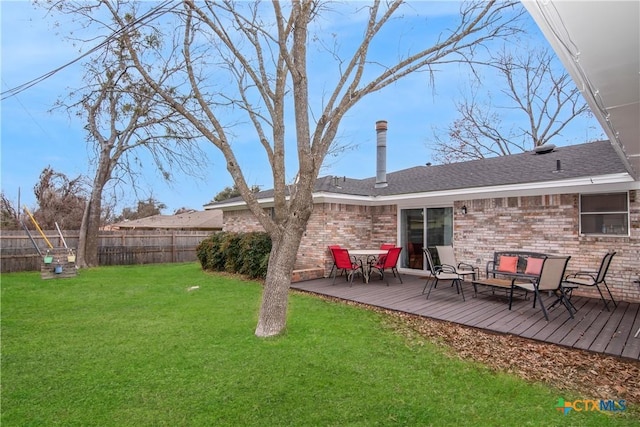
{"left": 534, "top": 143, "right": 556, "bottom": 154}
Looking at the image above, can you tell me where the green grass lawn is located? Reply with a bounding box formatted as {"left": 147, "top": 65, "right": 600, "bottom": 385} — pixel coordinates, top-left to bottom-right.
{"left": 1, "top": 263, "right": 636, "bottom": 426}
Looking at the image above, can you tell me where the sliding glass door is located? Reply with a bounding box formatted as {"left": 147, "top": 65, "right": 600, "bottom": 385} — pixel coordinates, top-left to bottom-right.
{"left": 401, "top": 209, "right": 424, "bottom": 269}
{"left": 400, "top": 207, "right": 453, "bottom": 270}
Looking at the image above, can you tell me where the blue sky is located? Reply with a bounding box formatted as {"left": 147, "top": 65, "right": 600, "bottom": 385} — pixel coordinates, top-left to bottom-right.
{"left": 1, "top": 1, "right": 604, "bottom": 214}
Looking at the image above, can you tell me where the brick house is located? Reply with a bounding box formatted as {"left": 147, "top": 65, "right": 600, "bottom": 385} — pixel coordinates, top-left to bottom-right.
{"left": 205, "top": 123, "right": 640, "bottom": 304}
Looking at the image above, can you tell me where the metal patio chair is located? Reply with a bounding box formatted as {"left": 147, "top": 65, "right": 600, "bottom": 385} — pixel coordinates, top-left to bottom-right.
{"left": 369, "top": 247, "right": 403, "bottom": 285}
{"left": 510, "top": 256, "right": 572, "bottom": 321}
{"left": 330, "top": 247, "right": 363, "bottom": 286}
{"left": 563, "top": 251, "right": 617, "bottom": 311}
{"left": 328, "top": 245, "right": 343, "bottom": 278}
{"left": 436, "top": 245, "right": 478, "bottom": 281}
{"left": 423, "top": 248, "right": 466, "bottom": 301}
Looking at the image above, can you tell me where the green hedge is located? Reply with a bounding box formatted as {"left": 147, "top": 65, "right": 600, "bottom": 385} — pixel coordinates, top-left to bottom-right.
{"left": 196, "top": 231, "right": 271, "bottom": 279}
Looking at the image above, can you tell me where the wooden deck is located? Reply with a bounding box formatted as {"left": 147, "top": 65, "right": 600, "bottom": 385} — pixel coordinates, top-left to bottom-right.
{"left": 291, "top": 272, "right": 640, "bottom": 361}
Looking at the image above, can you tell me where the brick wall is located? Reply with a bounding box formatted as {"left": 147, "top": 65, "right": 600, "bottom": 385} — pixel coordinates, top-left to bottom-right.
{"left": 455, "top": 191, "right": 640, "bottom": 303}
{"left": 223, "top": 209, "right": 266, "bottom": 233}
{"left": 299, "top": 203, "right": 397, "bottom": 273}
{"left": 223, "top": 203, "right": 396, "bottom": 274}
{"left": 221, "top": 190, "right": 639, "bottom": 303}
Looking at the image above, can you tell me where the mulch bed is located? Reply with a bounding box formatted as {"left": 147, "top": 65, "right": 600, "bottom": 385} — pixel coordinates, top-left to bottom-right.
{"left": 298, "top": 291, "right": 640, "bottom": 406}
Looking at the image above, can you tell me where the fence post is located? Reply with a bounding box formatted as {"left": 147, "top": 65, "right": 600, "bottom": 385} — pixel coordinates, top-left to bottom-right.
{"left": 172, "top": 231, "right": 176, "bottom": 263}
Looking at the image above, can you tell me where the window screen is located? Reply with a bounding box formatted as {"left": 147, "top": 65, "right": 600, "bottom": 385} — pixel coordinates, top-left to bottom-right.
{"left": 580, "top": 193, "right": 628, "bottom": 235}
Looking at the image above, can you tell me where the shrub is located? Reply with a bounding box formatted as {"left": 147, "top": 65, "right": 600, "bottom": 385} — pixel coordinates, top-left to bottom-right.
{"left": 196, "top": 231, "right": 271, "bottom": 279}
{"left": 238, "top": 232, "right": 271, "bottom": 279}
{"left": 196, "top": 232, "right": 227, "bottom": 271}
{"left": 221, "top": 232, "right": 242, "bottom": 273}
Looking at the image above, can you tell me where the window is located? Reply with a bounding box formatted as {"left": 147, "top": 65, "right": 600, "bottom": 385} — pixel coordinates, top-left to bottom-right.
{"left": 580, "top": 193, "right": 629, "bottom": 235}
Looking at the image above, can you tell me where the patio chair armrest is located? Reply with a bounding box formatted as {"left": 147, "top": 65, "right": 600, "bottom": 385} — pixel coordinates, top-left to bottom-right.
{"left": 432, "top": 264, "right": 443, "bottom": 273}
{"left": 486, "top": 261, "right": 495, "bottom": 277}
{"left": 565, "top": 271, "right": 597, "bottom": 280}
{"left": 439, "top": 264, "right": 457, "bottom": 274}
{"left": 458, "top": 261, "right": 474, "bottom": 270}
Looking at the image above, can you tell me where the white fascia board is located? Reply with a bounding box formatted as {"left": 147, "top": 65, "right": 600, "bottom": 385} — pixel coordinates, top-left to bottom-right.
{"left": 208, "top": 173, "right": 636, "bottom": 211}
{"left": 204, "top": 198, "right": 274, "bottom": 211}
{"left": 393, "top": 174, "right": 637, "bottom": 203}
{"left": 319, "top": 173, "right": 636, "bottom": 207}
{"left": 312, "top": 192, "right": 379, "bottom": 205}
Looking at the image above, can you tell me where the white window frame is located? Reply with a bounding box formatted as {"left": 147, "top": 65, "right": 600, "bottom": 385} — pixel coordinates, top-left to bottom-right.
{"left": 579, "top": 192, "right": 629, "bottom": 236}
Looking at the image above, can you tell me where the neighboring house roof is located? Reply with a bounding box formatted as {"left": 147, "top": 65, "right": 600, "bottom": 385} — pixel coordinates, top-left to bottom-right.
{"left": 111, "top": 210, "right": 223, "bottom": 230}
{"left": 205, "top": 140, "right": 635, "bottom": 209}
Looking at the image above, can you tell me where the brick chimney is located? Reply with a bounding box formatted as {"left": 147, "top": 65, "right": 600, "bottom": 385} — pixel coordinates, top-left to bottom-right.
{"left": 375, "top": 120, "right": 388, "bottom": 188}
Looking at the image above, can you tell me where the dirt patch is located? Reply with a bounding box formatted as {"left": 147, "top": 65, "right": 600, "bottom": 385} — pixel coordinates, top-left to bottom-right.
{"left": 386, "top": 309, "right": 640, "bottom": 405}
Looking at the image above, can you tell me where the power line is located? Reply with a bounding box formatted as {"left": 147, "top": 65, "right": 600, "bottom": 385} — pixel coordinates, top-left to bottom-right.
{"left": 1, "top": 0, "right": 179, "bottom": 101}
{"left": 1, "top": 78, "right": 55, "bottom": 141}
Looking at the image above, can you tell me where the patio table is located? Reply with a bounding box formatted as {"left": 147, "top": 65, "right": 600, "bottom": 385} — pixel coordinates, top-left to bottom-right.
{"left": 349, "top": 249, "right": 388, "bottom": 283}
{"left": 471, "top": 273, "right": 536, "bottom": 307}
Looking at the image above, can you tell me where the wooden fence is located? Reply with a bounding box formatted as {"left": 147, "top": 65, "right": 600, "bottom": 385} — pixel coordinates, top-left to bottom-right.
{"left": 0, "top": 230, "right": 215, "bottom": 273}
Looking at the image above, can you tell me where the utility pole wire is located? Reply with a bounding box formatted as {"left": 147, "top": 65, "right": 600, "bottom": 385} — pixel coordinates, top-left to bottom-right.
{"left": 1, "top": 0, "right": 178, "bottom": 101}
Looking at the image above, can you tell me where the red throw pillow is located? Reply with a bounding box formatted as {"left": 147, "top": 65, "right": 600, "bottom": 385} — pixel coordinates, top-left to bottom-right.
{"left": 525, "top": 258, "right": 544, "bottom": 275}
{"left": 497, "top": 256, "right": 518, "bottom": 273}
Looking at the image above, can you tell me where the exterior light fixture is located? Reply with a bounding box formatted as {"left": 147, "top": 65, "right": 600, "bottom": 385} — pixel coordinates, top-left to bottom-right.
{"left": 461, "top": 205, "right": 467, "bottom": 215}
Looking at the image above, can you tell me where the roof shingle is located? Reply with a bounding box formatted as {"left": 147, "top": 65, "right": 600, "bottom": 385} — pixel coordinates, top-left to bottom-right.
{"left": 208, "top": 140, "right": 628, "bottom": 206}
{"left": 319, "top": 140, "right": 627, "bottom": 196}
{"left": 111, "top": 210, "right": 223, "bottom": 230}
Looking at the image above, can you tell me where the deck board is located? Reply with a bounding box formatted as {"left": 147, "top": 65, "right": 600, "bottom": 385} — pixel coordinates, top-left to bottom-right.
{"left": 561, "top": 299, "right": 606, "bottom": 347}
{"left": 602, "top": 303, "right": 637, "bottom": 356}
{"left": 621, "top": 309, "right": 640, "bottom": 360}
{"left": 292, "top": 273, "right": 640, "bottom": 361}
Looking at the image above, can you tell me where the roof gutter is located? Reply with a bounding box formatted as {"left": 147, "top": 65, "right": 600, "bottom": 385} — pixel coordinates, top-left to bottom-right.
{"left": 206, "top": 173, "right": 637, "bottom": 211}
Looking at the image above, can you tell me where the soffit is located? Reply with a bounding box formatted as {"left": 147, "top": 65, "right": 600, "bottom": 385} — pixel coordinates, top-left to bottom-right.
{"left": 523, "top": 0, "right": 640, "bottom": 178}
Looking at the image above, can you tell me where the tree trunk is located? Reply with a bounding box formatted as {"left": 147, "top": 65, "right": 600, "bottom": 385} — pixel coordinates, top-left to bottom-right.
{"left": 83, "top": 195, "right": 102, "bottom": 267}
{"left": 77, "top": 169, "right": 107, "bottom": 268}
{"left": 255, "top": 221, "right": 306, "bottom": 338}
{"left": 76, "top": 201, "right": 91, "bottom": 268}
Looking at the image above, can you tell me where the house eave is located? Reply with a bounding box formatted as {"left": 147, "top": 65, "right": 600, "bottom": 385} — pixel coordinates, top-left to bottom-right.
{"left": 395, "top": 173, "right": 636, "bottom": 202}
{"left": 206, "top": 173, "right": 637, "bottom": 211}
{"left": 522, "top": 0, "right": 640, "bottom": 180}
{"left": 321, "top": 173, "right": 637, "bottom": 206}
{"left": 204, "top": 199, "right": 273, "bottom": 211}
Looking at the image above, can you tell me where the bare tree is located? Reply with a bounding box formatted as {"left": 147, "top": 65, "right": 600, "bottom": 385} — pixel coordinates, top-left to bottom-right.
{"left": 32, "top": 166, "right": 87, "bottom": 230}
{"left": 49, "top": 2, "right": 209, "bottom": 268}
{"left": 1, "top": 191, "right": 20, "bottom": 230}
{"left": 431, "top": 47, "right": 593, "bottom": 162}
{"left": 53, "top": 0, "right": 522, "bottom": 337}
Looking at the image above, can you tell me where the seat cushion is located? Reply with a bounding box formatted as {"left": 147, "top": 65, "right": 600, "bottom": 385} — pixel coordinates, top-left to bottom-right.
{"left": 525, "top": 258, "right": 544, "bottom": 275}
{"left": 565, "top": 276, "right": 594, "bottom": 286}
{"left": 497, "top": 256, "right": 518, "bottom": 273}
{"left": 436, "top": 272, "right": 460, "bottom": 280}
{"left": 513, "top": 281, "right": 535, "bottom": 292}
